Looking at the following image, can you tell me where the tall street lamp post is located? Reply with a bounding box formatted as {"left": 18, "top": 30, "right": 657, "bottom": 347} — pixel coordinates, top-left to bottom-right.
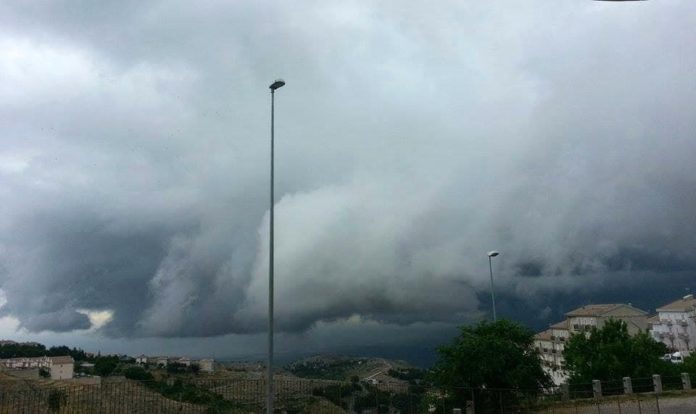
{"left": 487, "top": 251, "right": 499, "bottom": 321}
{"left": 267, "top": 78, "right": 285, "bottom": 414}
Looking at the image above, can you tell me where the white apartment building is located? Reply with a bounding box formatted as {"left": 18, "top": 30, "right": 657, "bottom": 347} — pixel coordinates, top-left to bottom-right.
{"left": 535, "top": 303, "right": 649, "bottom": 385}
{"left": 534, "top": 324, "right": 569, "bottom": 386}
{"left": 649, "top": 294, "right": 696, "bottom": 355}
{"left": 566, "top": 304, "right": 649, "bottom": 335}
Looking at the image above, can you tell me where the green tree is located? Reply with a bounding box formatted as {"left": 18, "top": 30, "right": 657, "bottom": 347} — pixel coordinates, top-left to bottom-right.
{"left": 682, "top": 353, "right": 696, "bottom": 378}
{"left": 431, "top": 320, "right": 550, "bottom": 406}
{"left": 94, "top": 358, "right": 118, "bottom": 377}
{"left": 563, "top": 319, "right": 671, "bottom": 384}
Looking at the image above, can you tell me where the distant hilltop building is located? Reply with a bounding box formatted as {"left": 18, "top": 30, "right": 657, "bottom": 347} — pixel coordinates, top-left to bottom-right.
{"left": 649, "top": 294, "right": 696, "bottom": 356}
{"left": 198, "top": 358, "right": 214, "bottom": 373}
{"left": 535, "top": 303, "right": 649, "bottom": 385}
{"left": 0, "top": 356, "right": 74, "bottom": 380}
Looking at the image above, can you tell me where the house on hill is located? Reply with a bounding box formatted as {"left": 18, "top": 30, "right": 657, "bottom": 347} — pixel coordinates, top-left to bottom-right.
{"left": 0, "top": 356, "right": 74, "bottom": 379}
{"left": 198, "top": 359, "right": 214, "bottom": 372}
{"left": 49, "top": 356, "right": 74, "bottom": 380}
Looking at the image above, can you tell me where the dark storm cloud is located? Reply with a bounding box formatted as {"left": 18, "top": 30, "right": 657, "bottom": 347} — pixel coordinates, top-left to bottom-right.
{"left": 0, "top": 0, "right": 695, "bottom": 344}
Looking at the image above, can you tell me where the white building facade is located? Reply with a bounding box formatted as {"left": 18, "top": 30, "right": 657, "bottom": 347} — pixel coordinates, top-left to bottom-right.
{"left": 0, "top": 356, "right": 74, "bottom": 379}
{"left": 535, "top": 303, "right": 649, "bottom": 386}
{"left": 198, "top": 358, "right": 214, "bottom": 373}
{"left": 49, "top": 356, "right": 74, "bottom": 380}
{"left": 534, "top": 326, "right": 568, "bottom": 386}
{"left": 649, "top": 294, "right": 696, "bottom": 356}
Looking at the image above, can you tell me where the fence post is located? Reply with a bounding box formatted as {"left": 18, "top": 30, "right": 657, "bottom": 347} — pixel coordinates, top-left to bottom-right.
{"left": 465, "top": 399, "right": 475, "bottom": 414}
{"left": 681, "top": 372, "right": 692, "bottom": 390}
{"left": 622, "top": 377, "right": 633, "bottom": 394}
{"left": 592, "top": 380, "right": 602, "bottom": 399}
{"left": 655, "top": 393, "right": 661, "bottom": 414}
{"left": 652, "top": 374, "right": 662, "bottom": 394}
{"left": 471, "top": 389, "right": 476, "bottom": 414}
{"left": 561, "top": 383, "right": 570, "bottom": 401}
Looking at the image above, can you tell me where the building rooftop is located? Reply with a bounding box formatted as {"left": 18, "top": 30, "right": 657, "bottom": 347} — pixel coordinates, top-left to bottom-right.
{"left": 50, "top": 356, "right": 74, "bottom": 365}
{"left": 566, "top": 303, "right": 646, "bottom": 317}
{"left": 656, "top": 294, "right": 696, "bottom": 312}
{"left": 550, "top": 320, "right": 568, "bottom": 330}
{"left": 534, "top": 329, "right": 554, "bottom": 341}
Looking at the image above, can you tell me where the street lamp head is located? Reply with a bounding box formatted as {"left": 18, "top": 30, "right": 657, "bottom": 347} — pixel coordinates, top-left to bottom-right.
{"left": 487, "top": 251, "right": 500, "bottom": 258}
{"left": 269, "top": 79, "right": 286, "bottom": 91}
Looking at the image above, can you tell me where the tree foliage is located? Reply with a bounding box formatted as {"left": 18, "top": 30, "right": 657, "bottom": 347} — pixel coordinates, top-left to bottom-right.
{"left": 94, "top": 357, "right": 118, "bottom": 377}
{"left": 0, "top": 342, "right": 86, "bottom": 360}
{"left": 563, "top": 319, "right": 671, "bottom": 384}
{"left": 123, "top": 366, "right": 154, "bottom": 381}
{"left": 432, "top": 320, "right": 551, "bottom": 392}
{"left": 682, "top": 353, "right": 696, "bottom": 378}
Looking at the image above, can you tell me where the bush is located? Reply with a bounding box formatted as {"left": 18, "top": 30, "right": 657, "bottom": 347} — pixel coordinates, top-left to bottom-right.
{"left": 124, "top": 366, "right": 154, "bottom": 381}
{"left": 47, "top": 390, "right": 65, "bottom": 413}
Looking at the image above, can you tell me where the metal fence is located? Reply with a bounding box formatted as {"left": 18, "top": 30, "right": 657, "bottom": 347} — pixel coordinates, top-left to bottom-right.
{"left": 0, "top": 377, "right": 695, "bottom": 413}
{"left": 0, "top": 377, "right": 424, "bottom": 413}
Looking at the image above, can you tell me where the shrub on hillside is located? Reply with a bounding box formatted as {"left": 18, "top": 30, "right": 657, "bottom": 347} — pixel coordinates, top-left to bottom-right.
{"left": 124, "top": 366, "right": 154, "bottom": 381}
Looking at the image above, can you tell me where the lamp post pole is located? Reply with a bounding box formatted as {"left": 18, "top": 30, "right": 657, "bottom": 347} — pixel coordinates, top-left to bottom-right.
{"left": 267, "top": 79, "right": 285, "bottom": 414}
{"left": 487, "top": 251, "right": 499, "bottom": 321}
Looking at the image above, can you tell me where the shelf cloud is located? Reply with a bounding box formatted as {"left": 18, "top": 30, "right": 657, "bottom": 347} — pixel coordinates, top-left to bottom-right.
{"left": 0, "top": 0, "right": 694, "bottom": 347}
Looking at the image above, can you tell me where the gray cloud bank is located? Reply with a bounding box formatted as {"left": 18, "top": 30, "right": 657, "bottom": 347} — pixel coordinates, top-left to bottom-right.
{"left": 0, "top": 1, "right": 695, "bottom": 339}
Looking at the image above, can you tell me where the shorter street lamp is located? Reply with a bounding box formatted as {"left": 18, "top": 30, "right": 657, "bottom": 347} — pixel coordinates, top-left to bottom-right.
{"left": 487, "top": 251, "right": 499, "bottom": 321}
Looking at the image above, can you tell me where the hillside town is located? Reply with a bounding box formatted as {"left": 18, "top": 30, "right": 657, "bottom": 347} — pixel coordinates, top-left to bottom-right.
{"left": 0, "top": 343, "right": 215, "bottom": 381}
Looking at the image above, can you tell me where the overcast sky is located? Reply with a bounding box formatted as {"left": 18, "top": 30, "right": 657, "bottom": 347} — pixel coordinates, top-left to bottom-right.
{"left": 0, "top": 0, "right": 695, "bottom": 360}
